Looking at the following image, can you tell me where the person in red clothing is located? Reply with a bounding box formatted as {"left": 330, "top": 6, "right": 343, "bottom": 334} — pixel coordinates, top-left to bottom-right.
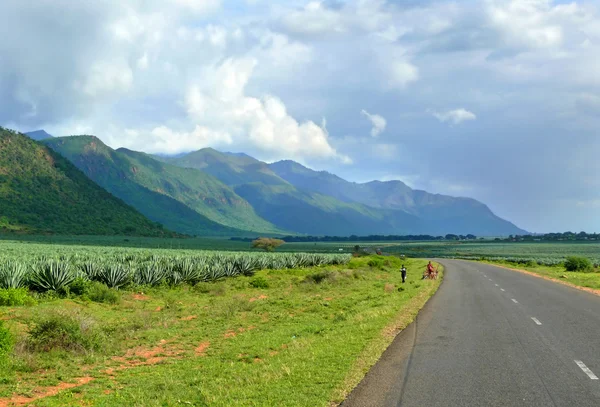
{"left": 426, "top": 261, "right": 437, "bottom": 279}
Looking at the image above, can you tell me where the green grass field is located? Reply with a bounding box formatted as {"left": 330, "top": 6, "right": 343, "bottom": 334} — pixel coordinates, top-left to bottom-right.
{"left": 0, "top": 252, "right": 441, "bottom": 407}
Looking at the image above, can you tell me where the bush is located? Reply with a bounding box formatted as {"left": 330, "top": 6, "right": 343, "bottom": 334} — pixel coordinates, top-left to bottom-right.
{"left": 367, "top": 257, "right": 385, "bottom": 269}
{"left": 26, "top": 311, "right": 105, "bottom": 353}
{"left": 0, "top": 288, "right": 36, "bottom": 306}
{"left": 249, "top": 276, "right": 269, "bottom": 289}
{"left": 87, "top": 282, "right": 120, "bottom": 304}
{"left": 564, "top": 256, "right": 593, "bottom": 272}
{"left": 304, "top": 271, "right": 333, "bottom": 284}
{"left": 67, "top": 277, "right": 90, "bottom": 297}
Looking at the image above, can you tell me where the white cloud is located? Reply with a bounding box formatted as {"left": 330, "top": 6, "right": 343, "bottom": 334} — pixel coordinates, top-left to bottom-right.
{"left": 361, "top": 109, "right": 386, "bottom": 137}
{"left": 182, "top": 57, "right": 348, "bottom": 162}
{"left": 432, "top": 108, "right": 477, "bottom": 125}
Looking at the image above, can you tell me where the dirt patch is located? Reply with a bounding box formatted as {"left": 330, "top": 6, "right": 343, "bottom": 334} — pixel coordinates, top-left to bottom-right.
{"left": 154, "top": 306, "right": 162, "bottom": 312}
{"left": 180, "top": 315, "right": 197, "bottom": 321}
{"left": 132, "top": 293, "right": 149, "bottom": 301}
{"left": 223, "top": 331, "right": 237, "bottom": 339}
{"left": 0, "top": 377, "right": 94, "bottom": 407}
{"left": 195, "top": 341, "right": 210, "bottom": 356}
{"left": 104, "top": 340, "right": 185, "bottom": 375}
{"left": 249, "top": 295, "right": 268, "bottom": 303}
{"left": 497, "top": 265, "right": 600, "bottom": 297}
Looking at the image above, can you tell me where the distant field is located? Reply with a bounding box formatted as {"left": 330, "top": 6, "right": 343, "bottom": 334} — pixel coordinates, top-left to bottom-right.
{"left": 385, "top": 241, "right": 600, "bottom": 266}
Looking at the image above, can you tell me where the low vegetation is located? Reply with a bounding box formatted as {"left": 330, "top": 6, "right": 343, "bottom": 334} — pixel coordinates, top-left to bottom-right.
{"left": 0, "top": 247, "right": 441, "bottom": 406}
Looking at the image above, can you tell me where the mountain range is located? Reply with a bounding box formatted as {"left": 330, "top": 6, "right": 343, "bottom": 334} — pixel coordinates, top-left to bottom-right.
{"left": 4, "top": 128, "right": 527, "bottom": 237}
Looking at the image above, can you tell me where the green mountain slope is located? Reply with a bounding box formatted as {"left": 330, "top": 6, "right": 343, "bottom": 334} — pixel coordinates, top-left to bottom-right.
{"left": 44, "top": 136, "right": 256, "bottom": 236}
{"left": 163, "top": 148, "right": 287, "bottom": 187}
{"left": 269, "top": 160, "right": 527, "bottom": 236}
{"left": 166, "top": 149, "right": 424, "bottom": 235}
{"left": 0, "top": 128, "right": 169, "bottom": 236}
{"left": 43, "top": 136, "right": 259, "bottom": 237}
{"left": 25, "top": 129, "right": 54, "bottom": 141}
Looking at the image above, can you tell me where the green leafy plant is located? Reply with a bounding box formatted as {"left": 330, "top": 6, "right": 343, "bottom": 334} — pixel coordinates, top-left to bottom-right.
{"left": 29, "top": 261, "right": 75, "bottom": 292}
{"left": 249, "top": 276, "right": 269, "bottom": 289}
{"left": 564, "top": 256, "right": 593, "bottom": 272}
{"left": 0, "top": 288, "right": 36, "bottom": 306}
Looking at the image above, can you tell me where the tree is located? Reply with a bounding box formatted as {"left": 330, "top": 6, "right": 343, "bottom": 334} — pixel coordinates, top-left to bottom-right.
{"left": 252, "top": 237, "right": 285, "bottom": 252}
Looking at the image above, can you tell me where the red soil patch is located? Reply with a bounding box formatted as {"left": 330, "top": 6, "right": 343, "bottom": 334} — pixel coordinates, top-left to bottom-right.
{"left": 104, "top": 340, "right": 185, "bottom": 375}
{"left": 499, "top": 265, "right": 600, "bottom": 297}
{"left": 223, "top": 331, "right": 237, "bottom": 338}
{"left": 324, "top": 297, "right": 333, "bottom": 301}
{"left": 180, "top": 315, "right": 197, "bottom": 321}
{"left": 249, "top": 295, "right": 268, "bottom": 302}
{"left": 195, "top": 341, "right": 210, "bottom": 356}
{"left": 154, "top": 306, "right": 162, "bottom": 312}
{"left": 132, "top": 293, "right": 149, "bottom": 300}
{"left": 0, "top": 377, "right": 94, "bottom": 407}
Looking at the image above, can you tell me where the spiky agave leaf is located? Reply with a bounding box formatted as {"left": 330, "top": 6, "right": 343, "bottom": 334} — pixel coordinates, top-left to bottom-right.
{"left": 29, "top": 261, "right": 75, "bottom": 292}
{"left": 98, "top": 264, "right": 131, "bottom": 289}
{"left": 0, "top": 261, "right": 28, "bottom": 289}
{"left": 134, "top": 263, "right": 166, "bottom": 287}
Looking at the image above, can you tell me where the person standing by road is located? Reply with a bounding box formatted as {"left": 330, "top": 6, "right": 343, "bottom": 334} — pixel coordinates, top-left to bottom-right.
{"left": 401, "top": 264, "right": 407, "bottom": 283}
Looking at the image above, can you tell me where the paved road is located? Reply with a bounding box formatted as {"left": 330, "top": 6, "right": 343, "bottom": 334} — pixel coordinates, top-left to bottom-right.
{"left": 342, "top": 260, "right": 600, "bottom": 407}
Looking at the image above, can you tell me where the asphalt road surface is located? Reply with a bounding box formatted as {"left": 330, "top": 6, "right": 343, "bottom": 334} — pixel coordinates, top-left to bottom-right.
{"left": 342, "top": 260, "right": 600, "bottom": 407}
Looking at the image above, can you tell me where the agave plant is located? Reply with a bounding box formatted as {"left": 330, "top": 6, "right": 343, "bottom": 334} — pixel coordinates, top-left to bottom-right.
{"left": 98, "top": 264, "right": 131, "bottom": 289}
{"left": 29, "top": 261, "right": 75, "bottom": 292}
{"left": 134, "top": 263, "right": 165, "bottom": 286}
{"left": 0, "top": 261, "right": 28, "bottom": 289}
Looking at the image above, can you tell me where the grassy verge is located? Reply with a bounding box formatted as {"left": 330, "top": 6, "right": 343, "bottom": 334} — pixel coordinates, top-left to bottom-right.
{"left": 0, "top": 256, "right": 441, "bottom": 407}
{"left": 479, "top": 260, "right": 600, "bottom": 293}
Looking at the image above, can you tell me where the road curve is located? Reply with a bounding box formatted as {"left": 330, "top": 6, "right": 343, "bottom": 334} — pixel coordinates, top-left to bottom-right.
{"left": 341, "top": 259, "right": 600, "bottom": 407}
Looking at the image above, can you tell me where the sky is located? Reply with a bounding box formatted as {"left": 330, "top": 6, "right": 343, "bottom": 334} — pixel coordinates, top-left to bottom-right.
{"left": 1, "top": 0, "right": 599, "bottom": 233}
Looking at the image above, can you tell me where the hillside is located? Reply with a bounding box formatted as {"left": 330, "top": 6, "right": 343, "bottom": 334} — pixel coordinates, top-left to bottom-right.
{"left": 269, "top": 160, "right": 527, "bottom": 236}
{"left": 43, "top": 137, "right": 278, "bottom": 236}
{"left": 0, "top": 128, "right": 169, "bottom": 236}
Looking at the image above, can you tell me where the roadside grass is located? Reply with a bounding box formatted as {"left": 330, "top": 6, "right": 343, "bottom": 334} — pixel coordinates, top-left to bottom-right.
{"left": 480, "top": 260, "right": 600, "bottom": 291}
{"left": 0, "top": 256, "right": 441, "bottom": 407}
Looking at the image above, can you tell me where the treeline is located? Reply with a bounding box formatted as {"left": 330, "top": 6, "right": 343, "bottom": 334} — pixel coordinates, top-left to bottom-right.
{"left": 231, "top": 234, "right": 479, "bottom": 243}
{"left": 501, "top": 232, "right": 599, "bottom": 242}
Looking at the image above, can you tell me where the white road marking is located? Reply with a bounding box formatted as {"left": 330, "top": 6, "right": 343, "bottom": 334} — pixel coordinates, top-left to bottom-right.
{"left": 531, "top": 317, "right": 542, "bottom": 325}
{"left": 575, "top": 360, "right": 599, "bottom": 380}
{"left": 495, "top": 284, "right": 499, "bottom": 287}
{"left": 511, "top": 299, "right": 519, "bottom": 304}
{"left": 500, "top": 289, "right": 505, "bottom": 292}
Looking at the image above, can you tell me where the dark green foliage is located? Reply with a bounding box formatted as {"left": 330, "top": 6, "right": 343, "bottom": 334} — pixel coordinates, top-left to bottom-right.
{"left": 564, "top": 256, "right": 593, "bottom": 272}
{"left": 0, "top": 128, "right": 170, "bottom": 236}
{"left": 87, "top": 282, "right": 120, "bottom": 304}
{"left": 0, "top": 288, "right": 36, "bottom": 306}
{"left": 26, "top": 311, "right": 105, "bottom": 353}
{"left": 249, "top": 276, "right": 269, "bottom": 289}
{"left": 67, "top": 277, "right": 90, "bottom": 296}
{"left": 304, "top": 271, "right": 334, "bottom": 284}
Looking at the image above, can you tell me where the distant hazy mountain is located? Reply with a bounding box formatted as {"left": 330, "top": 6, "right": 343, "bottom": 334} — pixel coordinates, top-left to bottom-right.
{"left": 24, "top": 129, "right": 53, "bottom": 141}
{"left": 0, "top": 128, "right": 169, "bottom": 236}
{"left": 269, "top": 160, "right": 527, "bottom": 236}
{"left": 43, "top": 137, "right": 277, "bottom": 237}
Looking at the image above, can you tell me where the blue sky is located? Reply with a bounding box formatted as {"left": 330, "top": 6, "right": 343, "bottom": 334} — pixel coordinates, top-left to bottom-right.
{"left": 1, "top": 0, "right": 599, "bottom": 233}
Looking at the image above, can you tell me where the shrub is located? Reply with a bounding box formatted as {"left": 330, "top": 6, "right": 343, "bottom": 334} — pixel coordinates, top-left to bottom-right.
{"left": 249, "top": 276, "right": 269, "bottom": 289}
{"left": 66, "top": 277, "right": 90, "bottom": 297}
{"left": 367, "top": 257, "right": 385, "bottom": 269}
{"left": 26, "top": 311, "right": 105, "bottom": 353}
{"left": 304, "top": 271, "right": 333, "bottom": 284}
{"left": 0, "top": 288, "right": 36, "bottom": 306}
{"left": 251, "top": 237, "right": 285, "bottom": 252}
{"left": 564, "top": 256, "right": 593, "bottom": 272}
{"left": 87, "top": 282, "right": 120, "bottom": 304}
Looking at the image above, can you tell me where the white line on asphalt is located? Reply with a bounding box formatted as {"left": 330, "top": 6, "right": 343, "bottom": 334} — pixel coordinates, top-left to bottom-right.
{"left": 500, "top": 288, "right": 505, "bottom": 292}
{"left": 495, "top": 284, "right": 499, "bottom": 287}
{"left": 531, "top": 317, "right": 542, "bottom": 325}
{"left": 511, "top": 299, "right": 519, "bottom": 304}
{"left": 575, "top": 360, "right": 599, "bottom": 380}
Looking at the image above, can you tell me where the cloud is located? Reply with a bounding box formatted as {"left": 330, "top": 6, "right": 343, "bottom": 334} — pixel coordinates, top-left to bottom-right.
{"left": 361, "top": 110, "right": 387, "bottom": 137}
{"left": 431, "top": 108, "right": 477, "bottom": 125}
